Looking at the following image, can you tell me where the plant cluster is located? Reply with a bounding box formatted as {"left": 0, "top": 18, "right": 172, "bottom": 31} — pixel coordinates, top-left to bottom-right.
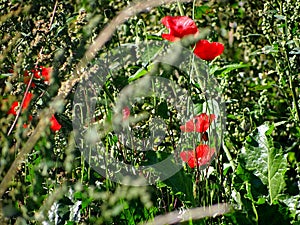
{"left": 0, "top": 0, "right": 299, "bottom": 225}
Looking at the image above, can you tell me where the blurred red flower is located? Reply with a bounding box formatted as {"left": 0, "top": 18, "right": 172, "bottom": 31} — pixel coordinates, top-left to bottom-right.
{"left": 193, "top": 40, "right": 224, "bottom": 61}
{"left": 7, "top": 101, "right": 19, "bottom": 116}
{"left": 161, "top": 16, "right": 198, "bottom": 42}
{"left": 7, "top": 92, "right": 33, "bottom": 116}
{"left": 35, "top": 66, "right": 52, "bottom": 82}
{"left": 122, "top": 106, "right": 130, "bottom": 121}
{"left": 50, "top": 115, "right": 61, "bottom": 132}
{"left": 180, "top": 113, "right": 215, "bottom": 133}
{"left": 23, "top": 92, "right": 33, "bottom": 109}
{"left": 180, "top": 144, "right": 215, "bottom": 168}
{"left": 23, "top": 66, "right": 52, "bottom": 87}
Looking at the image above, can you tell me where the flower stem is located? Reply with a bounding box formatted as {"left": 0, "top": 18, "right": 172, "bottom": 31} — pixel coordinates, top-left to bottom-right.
{"left": 222, "top": 141, "right": 236, "bottom": 171}
{"left": 177, "top": 1, "right": 184, "bottom": 16}
{"left": 283, "top": 47, "right": 300, "bottom": 121}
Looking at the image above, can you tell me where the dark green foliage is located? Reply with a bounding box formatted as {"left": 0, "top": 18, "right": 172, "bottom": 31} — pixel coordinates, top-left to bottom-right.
{"left": 0, "top": 0, "right": 300, "bottom": 224}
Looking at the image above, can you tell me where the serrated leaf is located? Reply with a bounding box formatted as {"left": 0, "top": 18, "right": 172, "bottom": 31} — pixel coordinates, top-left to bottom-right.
{"left": 280, "top": 194, "right": 300, "bottom": 220}
{"left": 241, "top": 123, "right": 287, "bottom": 204}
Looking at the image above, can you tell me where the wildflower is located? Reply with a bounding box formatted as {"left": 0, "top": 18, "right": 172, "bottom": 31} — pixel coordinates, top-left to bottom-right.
{"left": 50, "top": 115, "right": 61, "bottom": 132}
{"left": 34, "top": 66, "right": 52, "bottom": 82}
{"left": 161, "top": 16, "right": 224, "bottom": 60}
{"left": 7, "top": 93, "right": 33, "bottom": 128}
{"left": 23, "top": 92, "right": 33, "bottom": 109}
{"left": 180, "top": 113, "right": 215, "bottom": 133}
{"left": 193, "top": 40, "right": 224, "bottom": 61}
{"left": 180, "top": 144, "right": 215, "bottom": 168}
{"left": 7, "top": 101, "right": 19, "bottom": 116}
{"left": 7, "top": 92, "right": 33, "bottom": 116}
{"left": 23, "top": 66, "right": 52, "bottom": 87}
{"left": 122, "top": 106, "right": 130, "bottom": 121}
{"left": 161, "top": 16, "right": 198, "bottom": 42}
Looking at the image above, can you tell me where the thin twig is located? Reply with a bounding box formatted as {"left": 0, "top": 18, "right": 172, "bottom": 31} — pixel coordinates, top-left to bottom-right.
{"left": 49, "top": 0, "right": 58, "bottom": 30}
{"left": 7, "top": 68, "right": 35, "bottom": 135}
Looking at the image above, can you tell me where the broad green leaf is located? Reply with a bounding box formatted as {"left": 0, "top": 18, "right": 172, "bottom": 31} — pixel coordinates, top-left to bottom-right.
{"left": 194, "top": 5, "right": 211, "bottom": 19}
{"left": 241, "top": 123, "right": 287, "bottom": 204}
{"left": 280, "top": 194, "right": 300, "bottom": 221}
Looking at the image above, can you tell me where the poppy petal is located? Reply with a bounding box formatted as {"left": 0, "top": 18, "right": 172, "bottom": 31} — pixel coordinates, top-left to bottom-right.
{"left": 180, "top": 113, "right": 215, "bottom": 133}
{"left": 7, "top": 101, "right": 19, "bottom": 116}
{"left": 122, "top": 106, "right": 130, "bottom": 121}
{"left": 50, "top": 115, "right": 62, "bottom": 132}
{"left": 161, "top": 33, "right": 178, "bottom": 42}
{"left": 193, "top": 40, "right": 224, "bottom": 61}
{"left": 161, "top": 16, "right": 198, "bottom": 41}
{"left": 195, "top": 144, "right": 215, "bottom": 166}
{"left": 22, "top": 92, "right": 33, "bottom": 110}
{"left": 41, "top": 66, "right": 52, "bottom": 82}
{"left": 180, "top": 150, "right": 197, "bottom": 168}
{"left": 180, "top": 119, "right": 198, "bottom": 132}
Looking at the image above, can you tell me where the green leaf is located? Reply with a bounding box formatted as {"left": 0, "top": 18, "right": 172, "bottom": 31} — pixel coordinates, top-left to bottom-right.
{"left": 0, "top": 73, "right": 13, "bottom": 79}
{"left": 128, "top": 63, "right": 154, "bottom": 82}
{"left": 162, "top": 168, "right": 194, "bottom": 204}
{"left": 249, "top": 83, "right": 275, "bottom": 91}
{"left": 280, "top": 194, "right": 300, "bottom": 220}
{"left": 128, "top": 44, "right": 164, "bottom": 82}
{"left": 210, "top": 63, "right": 250, "bottom": 77}
{"left": 241, "top": 123, "right": 287, "bottom": 204}
{"left": 194, "top": 5, "right": 211, "bottom": 19}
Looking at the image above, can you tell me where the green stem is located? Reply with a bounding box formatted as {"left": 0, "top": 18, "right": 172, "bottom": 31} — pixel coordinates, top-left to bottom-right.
{"left": 222, "top": 141, "right": 236, "bottom": 171}
{"left": 192, "top": 0, "right": 196, "bottom": 20}
{"left": 278, "top": 0, "right": 300, "bottom": 121}
{"left": 288, "top": 70, "right": 300, "bottom": 121}
{"left": 103, "top": 84, "right": 115, "bottom": 103}
{"left": 177, "top": 1, "right": 184, "bottom": 16}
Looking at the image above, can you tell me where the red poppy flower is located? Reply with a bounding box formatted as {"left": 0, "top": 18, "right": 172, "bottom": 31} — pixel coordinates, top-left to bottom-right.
{"left": 23, "top": 92, "right": 33, "bottom": 109}
{"left": 23, "top": 70, "right": 37, "bottom": 88}
{"left": 34, "top": 66, "right": 52, "bottom": 82}
{"left": 180, "top": 144, "right": 215, "bottom": 168}
{"left": 122, "top": 106, "right": 130, "bottom": 121}
{"left": 161, "top": 16, "right": 198, "bottom": 42}
{"left": 7, "top": 92, "right": 33, "bottom": 116}
{"left": 193, "top": 40, "right": 224, "bottom": 61}
{"left": 7, "top": 101, "right": 19, "bottom": 116}
{"left": 50, "top": 115, "right": 61, "bottom": 132}
{"left": 180, "top": 113, "right": 215, "bottom": 133}
{"left": 23, "top": 66, "right": 52, "bottom": 87}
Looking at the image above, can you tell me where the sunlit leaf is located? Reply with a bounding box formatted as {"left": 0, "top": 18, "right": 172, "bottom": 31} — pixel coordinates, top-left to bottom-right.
{"left": 210, "top": 63, "right": 250, "bottom": 77}
{"left": 241, "top": 123, "right": 287, "bottom": 204}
